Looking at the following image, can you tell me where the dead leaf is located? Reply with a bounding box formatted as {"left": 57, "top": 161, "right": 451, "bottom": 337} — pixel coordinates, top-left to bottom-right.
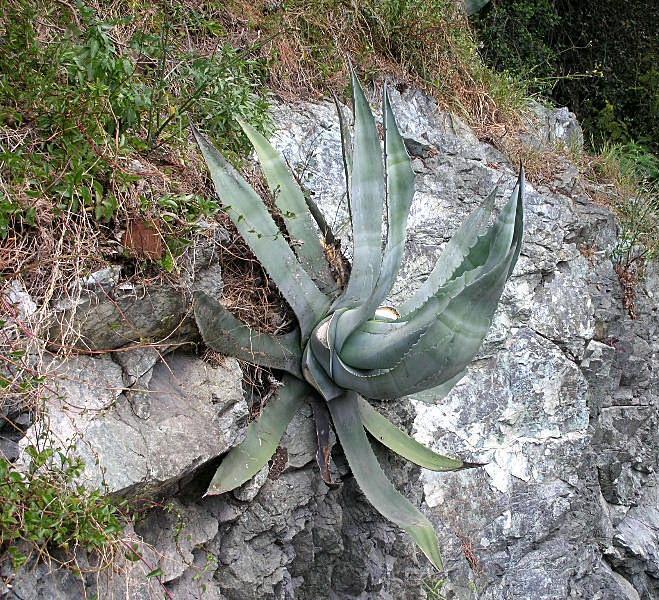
{"left": 122, "top": 218, "right": 164, "bottom": 261}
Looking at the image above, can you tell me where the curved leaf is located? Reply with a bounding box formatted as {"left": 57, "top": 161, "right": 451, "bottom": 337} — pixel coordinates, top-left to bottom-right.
{"left": 239, "top": 120, "right": 337, "bottom": 294}
{"left": 333, "top": 72, "right": 384, "bottom": 311}
{"left": 331, "top": 243, "right": 515, "bottom": 399}
{"left": 358, "top": 397, "right": 467, "bottom": 471}
{"left": 194, "top": 291, "right": 302, "bottom": 378}
{"left": 205, "top": 376, "right": 310, "bottom": 496}
{"left": 301, "top": 343, "right": 344, "bottom": 402}
{"left": 508, "top": 168, "right": 525, "bottom": 275}
{"left": 338, "top": 169, "right": 525, "bottom": 375}
{"left": 374, "top": 87, "right": 416, "bottom": 305}
{"left": 192, "top": 125, "right": 330, "bottom": 339}
{"left": 399, "top": 186, "right": 497, "bottom": 316}
{"left": 338, "top": 278, "right": 464, "bottom": 370}
{"left": 329, "top": 87, "right": 416, "bottom": 353}
{"left": 328, "top": 173, "right": 524, "bottom": 399}
{"left": 329, "top": 393, "right": 443, "bottom": 570}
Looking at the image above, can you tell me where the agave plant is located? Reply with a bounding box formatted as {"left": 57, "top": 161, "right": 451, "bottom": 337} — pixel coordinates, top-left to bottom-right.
{"left": 191, "top": 73, "right": 524, "bottom": 571}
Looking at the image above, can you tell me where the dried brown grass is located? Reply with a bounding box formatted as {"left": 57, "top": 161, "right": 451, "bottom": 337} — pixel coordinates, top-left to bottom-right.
{"left": 221, "top": 0, "right": 525, "bottom": 132}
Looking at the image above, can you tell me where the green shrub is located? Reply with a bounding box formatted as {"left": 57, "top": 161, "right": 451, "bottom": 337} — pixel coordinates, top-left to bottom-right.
{"left": 0, "top": 1, "right": 269, "bottom": 226}
{"left": 473, "top": 0, "right": 561, "bottom": 94}
{"left": 594, "top": 142, "right": 659, "bottom": 271}
{"left": 603, "top": 142, "right": 659, "bottom": 185}
{"left": 474, "top": 0, "right": 659, "bottom": 160}
{"left": 0, "top": 2, "right": 145, "bottom": 219}
{"left": 0, "top": 445, "right": 126, "bottom": 569}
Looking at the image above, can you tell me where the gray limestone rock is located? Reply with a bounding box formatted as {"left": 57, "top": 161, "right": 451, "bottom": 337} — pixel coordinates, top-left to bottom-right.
{"left": 527, "top": 100, "right": 585, "bottom": 151}
{"left": 48, "top": 240, "right": 225, "bottom": 351}
{"left": 19, "top": 352, "right": 247, "bottom": 496}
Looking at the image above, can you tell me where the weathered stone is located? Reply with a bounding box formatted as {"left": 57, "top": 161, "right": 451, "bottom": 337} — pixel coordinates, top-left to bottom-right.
{"left": 529, "top": 257, "right": 596, "bottom": 359}
{"left": 280, "top": 404, "right": 319, "bottom": 469}
{"left": 20, "top": 352, "right": 247, "bottom": 495}
{"left": 527, "top": 100, "right": 585, "bottom": 151}
{"left": 48, "top": 245, "right": 225, "bottom": 351}
{"left": 134, "top": 499, "right": 220, "bottom": 582}
{"left": 611, "top": 476, "right": 659, "bottom": 597}
{"left": 3, "top": 279, "right": 37, "bottom": 322}
{"left": 49, "top": 282, "right": 195, "bottom": 351}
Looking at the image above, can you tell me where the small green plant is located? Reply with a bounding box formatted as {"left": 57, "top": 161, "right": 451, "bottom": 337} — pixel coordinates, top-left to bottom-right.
{"left": 610, "top": 192, "right": 659, "bottom": 268}
{"left": 0, "top": 193, "right": 35, "bottom": 239}
{"left": 192, "top": 73, "right": 524, "bottom": 569}
{"left": 601, "top": 141, "right": 659, "bottom": 185}
{"left": 594, "top": 141, "right": 659, "bottom": 271}
{"left": 0, "top": 2, "right": 145, "bottom": 219}
{"left": 423, "top": 576, "right": 448, "bottom": 599}
{"left": 0, "top": 445, "right": 126, "bottom": 570}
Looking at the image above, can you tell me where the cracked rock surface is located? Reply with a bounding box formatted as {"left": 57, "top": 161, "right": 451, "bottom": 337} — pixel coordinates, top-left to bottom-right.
{"left": 19, "top": 351, "right": 247, "bottom": 496}
{"left": 2, "top": 87, "right": 657, "bottom": 599}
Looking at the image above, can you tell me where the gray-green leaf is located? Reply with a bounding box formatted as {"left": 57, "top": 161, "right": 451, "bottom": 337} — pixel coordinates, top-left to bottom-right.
{"left": 329, "top": 392, "right": 443, "bottom": 570}
{"left": 205, "top": 376, "right": 310, "bottom": 496}
{"left": 192, "top": 125, "right": 330, "bottom": 339}
{"left": 358, "top": 397, "right": 465, "bottom": 471}
{"left": 194, "top": 291, "right": 303, "bottom": 378}
{"left": 239, "top": 119, "right": 337, "bottom": 294}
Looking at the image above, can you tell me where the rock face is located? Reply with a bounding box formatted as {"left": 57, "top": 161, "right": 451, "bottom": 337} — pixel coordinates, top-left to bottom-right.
{"left": 2, "top": 88, "right": 657, "bottom": 599}
{"left": 19, "top": 351, "right": 247, "bottom": 496}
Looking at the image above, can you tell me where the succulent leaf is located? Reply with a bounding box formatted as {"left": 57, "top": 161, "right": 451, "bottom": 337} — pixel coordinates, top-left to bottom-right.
{"left": 205, "top": 376, "right": 311, "bottom": 496}
{"left": 192, "top": 125, "right": 330, "bottom": 339}
{"left": 327, "top": 86, "right": 416, "bottom": 354}
{"left": 508, "top": 168, "right": 525, "bottom": 274}
{"left": 194, "top": 291, "right": 303, "bottom": 377}
{"left": 338, "top": 176, "right": 524, "bottom": 373}
{"left": 301, "top": 343, "right": 344, "bottom": 401}
{"left": 327, "top": 190, "right": 524, "bottom": 398}
{"left": 338, "top": 279, "right": 464, "bottom": 370}
{"left": 238, "top": 119, "right": 337, "bottom": 294}
{"left": 399, "top": 185, "right": 497, "bottom": 316}
{"left": 332, "top": 72, "right": 385, "bottom": 311}
{"left": 358, "top": 397, "right": 467, "bottom": 471}
{"left": 329, "top": 393, "right": 443, "bottom": 570}
{"left": 376, "top": 87, "right": 416, "bottom": 304}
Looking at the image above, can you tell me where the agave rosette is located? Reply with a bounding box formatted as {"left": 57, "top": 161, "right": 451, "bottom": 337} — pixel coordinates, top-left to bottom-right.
{"left": 192, "top": 73, "right": 524, "bottom": 570}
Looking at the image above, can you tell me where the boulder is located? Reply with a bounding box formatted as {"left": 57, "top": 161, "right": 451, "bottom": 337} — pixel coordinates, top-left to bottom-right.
{"left": 20, "top": 350, "right": 247, "bottom": 496}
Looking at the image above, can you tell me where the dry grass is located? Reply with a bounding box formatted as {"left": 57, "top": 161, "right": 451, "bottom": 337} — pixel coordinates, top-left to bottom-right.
{"left": 614, "top": 262, "right": 640, "bottom": 320}
{"left": 220, "top": 0, "right": 527, "bottom": 133}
